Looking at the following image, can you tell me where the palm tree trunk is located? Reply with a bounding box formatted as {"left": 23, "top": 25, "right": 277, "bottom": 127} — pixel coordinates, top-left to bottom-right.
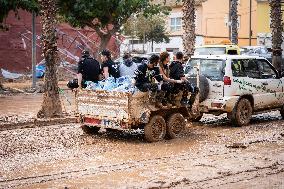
{"left": 231, "top": 0, "right": 238, "bottom": 44}
{"left": 182, "top": 0, "right": 196, "bottom": 58}
{"left": 269, "top": 0, "right": 283, "bottom": 74}
{"left": 37, "top": 0, "right": 62, "bottom": 118}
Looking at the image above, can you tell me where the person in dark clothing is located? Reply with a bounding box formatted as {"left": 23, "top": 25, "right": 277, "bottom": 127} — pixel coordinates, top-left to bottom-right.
{"left": 169, "top": 51, "right": 199, "bottom": 107}
{"left": 134, "top": 54, "right": 162, "bottom": 92}
{"left": 159, "top": 52, "right": 183, "bottom": 107}
{"left": 101, "top": 49, "right": 120, "bottom": 79}
{"left": 77, "top": 50, "right": 101, "bottom": 88}
{"left": 134, "top": 54, "right": 164, "bottom": 107}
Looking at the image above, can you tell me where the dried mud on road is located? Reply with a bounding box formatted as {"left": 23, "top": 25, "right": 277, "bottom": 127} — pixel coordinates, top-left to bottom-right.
{"left": 0, "top": 112, "right": 283, "bottom": 189}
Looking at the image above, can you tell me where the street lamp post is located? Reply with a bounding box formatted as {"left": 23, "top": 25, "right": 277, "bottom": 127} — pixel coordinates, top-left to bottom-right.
{"left": 32, "top": 11, "right": 36, "bottom": 88}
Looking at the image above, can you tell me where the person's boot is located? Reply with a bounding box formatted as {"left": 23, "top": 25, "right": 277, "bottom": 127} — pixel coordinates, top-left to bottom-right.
{"left": 148, "top": 91, "right": 156, "bottom": 105}
{"left": 163, "top": 93, "right": 173, "bottom": 108}
{"left": 155, "top": 91, "right": 167, "bottom": 109}
{"left": 181, "top": 91, "right": 190, "bottom": 107}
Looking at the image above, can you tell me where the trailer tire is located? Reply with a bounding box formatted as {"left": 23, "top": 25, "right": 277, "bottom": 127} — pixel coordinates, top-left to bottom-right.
{"left": 81, "top": 125, "right": 100, "bottom": 134}
{"left": 166, "top": 113, "right": 186, "bottom": 139}
{"left": 144, "top": 115, "right": 166, "bottom": 142}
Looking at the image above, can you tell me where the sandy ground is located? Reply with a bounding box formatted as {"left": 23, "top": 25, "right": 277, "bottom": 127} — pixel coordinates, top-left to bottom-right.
{"left": 0, "top": 82, "right": 283, "bottom": 189}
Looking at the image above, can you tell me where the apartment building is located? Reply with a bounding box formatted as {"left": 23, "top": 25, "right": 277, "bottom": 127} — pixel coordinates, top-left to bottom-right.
{"left": 122, "top": 0, "right": 276, "bottom": 54}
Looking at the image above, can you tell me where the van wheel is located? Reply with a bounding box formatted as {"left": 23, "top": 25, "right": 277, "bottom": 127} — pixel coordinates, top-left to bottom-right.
{"left": 231, "top": 98, "right": 252, "bottom": 127}
{"left": 144, "top": 115, "right": 166, "bottom": 142}
{"left": 166, "top": 113, "right": 186, "bottom": 139}
{"left": 280, "top": 106, "right": 284, "bottom": 119}
{"left": 81, "top": 125, "right": 100, "bottom": 134}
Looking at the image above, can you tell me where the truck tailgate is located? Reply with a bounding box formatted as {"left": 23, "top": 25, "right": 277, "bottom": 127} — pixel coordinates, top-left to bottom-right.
{"left": 76, "top": 90, "right": 130, "bottom": 122}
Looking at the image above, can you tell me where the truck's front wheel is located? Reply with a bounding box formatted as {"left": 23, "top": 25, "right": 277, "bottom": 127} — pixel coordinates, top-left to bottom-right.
{"left": 166, "top": 113, "right": 186, "bottom": 139}
{"left": 144, "top": 115, "right": 166, "bottom": 142}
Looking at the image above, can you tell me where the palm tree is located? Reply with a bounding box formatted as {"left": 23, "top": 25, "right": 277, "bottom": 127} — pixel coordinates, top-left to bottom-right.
{"left": 37, "top": 0, "right": 62, "bottom": 118}
{"left": 269, "top": 0, "right": 283, "bottom": 74}
{"left": 231, "top": 0, "right": 238, "bottom": 44}
{"left": 182, "top": 0, "right": 207, "bottom": 57}
{"left": 182, "top": 0, "right": 196, "bottom": 57}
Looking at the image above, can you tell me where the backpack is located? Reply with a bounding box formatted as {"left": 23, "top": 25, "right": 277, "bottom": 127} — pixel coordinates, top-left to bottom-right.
{"left": 110, "top": 61, "right": 120, "bottom": 78}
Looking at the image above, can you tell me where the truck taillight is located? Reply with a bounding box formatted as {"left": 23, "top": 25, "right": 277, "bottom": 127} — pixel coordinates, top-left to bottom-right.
{"left": 223, "top": 76, "right": 231, "bottom": 85}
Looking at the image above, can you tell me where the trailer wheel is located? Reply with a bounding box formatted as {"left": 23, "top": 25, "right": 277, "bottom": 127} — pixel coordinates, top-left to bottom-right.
{"left": 144, "top": 115, "right": 166, "bottom": 142}
{"left": 231, "top": 98, "right": 252, "bottom": 127}
{"left": 81, "top": 125, "right": 100, "bottom": 134}
{"left": 166, "top": 113, "right": 186, "bottom": 139}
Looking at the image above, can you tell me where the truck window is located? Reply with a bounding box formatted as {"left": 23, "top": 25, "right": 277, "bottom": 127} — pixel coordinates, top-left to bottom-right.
{"left": 256, "top": 59, "right": 277, "bottom": 79}
{"left": 244, "top": 60, "right": 261, "bottom": 78}
{"left": 185, "top": 59, "right": 225, "bottom": 81}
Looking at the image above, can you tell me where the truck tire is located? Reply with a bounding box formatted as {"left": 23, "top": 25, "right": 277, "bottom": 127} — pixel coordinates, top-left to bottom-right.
{"left": 144, "top": 115, "right": 166, "bottom": 142}
{"left": 186, "top": 75, "right": 209, "bottom": 102}
{"left": 81, "top": 125, "right": 100, "bottom": 134}
{"left": 166, "top": 113, "right": 186, "bottom": 139}
{"left": 231, "top": 98, "right": 252, "bottom": 127}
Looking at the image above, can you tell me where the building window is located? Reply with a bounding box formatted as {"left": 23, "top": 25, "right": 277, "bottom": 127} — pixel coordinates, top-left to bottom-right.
{"left": 129, "top": 39, "right": 143, "bottom": 44}
{"left": 170, "top": 17, "right": 182, "bottom": 31}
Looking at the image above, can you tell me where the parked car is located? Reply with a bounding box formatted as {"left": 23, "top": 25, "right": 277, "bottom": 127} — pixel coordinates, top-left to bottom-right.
{"left": 241, "top": 46, "right": 272, "bottom": 62}
{"left": 185, "top": 55, "right": 284, "bottom": 126}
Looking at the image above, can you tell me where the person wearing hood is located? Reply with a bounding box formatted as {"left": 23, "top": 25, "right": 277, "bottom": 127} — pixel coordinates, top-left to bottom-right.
{"left": 119, "top": 53, "right": 138, "bottom": 77}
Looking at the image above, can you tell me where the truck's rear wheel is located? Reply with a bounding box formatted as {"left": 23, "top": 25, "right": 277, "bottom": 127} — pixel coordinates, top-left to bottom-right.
{"left": 166, "top": 113, "right": 186, "bottom": 139}
{"left": 144, "top": 115, "right": 166, "bottom": 142}
{"left": 231, "top": 98, "right": 252, "bottom": 127}
{"left": 81, "top": 125, "right": 100, "bottom": 134}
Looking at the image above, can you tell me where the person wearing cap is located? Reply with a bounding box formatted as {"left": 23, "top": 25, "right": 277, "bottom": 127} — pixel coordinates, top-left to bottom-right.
{"left": 169, "top": 51, "right": 199, "bottom": 107}
{"left": 134, "top": 54, "right": 165, "bottom": 106}
{"left": 77, "top": 50, "right": 101, "bottom": 88}
{"left": 101, "top": 49, "right": 120, "bottom": 79}
{"left": 119, "top": 53, "right": 137, "bottom": 77}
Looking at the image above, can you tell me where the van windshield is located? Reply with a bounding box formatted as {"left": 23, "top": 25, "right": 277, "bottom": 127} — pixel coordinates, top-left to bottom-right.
{"left": 185, "top": 59, "right": 225, "bottom": 81}
{"left": 195, "top": 47, "right": 226, "bottom": 55}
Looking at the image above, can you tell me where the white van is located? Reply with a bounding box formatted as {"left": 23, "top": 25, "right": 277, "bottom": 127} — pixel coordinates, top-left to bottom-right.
{"left": 185, "top": 55, "right": 284, "bottom": 126}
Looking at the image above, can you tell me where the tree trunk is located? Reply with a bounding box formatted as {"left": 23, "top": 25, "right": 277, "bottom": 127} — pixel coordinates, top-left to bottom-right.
{"left": 182, "top": 0, "right": 196, "bottom": 58}
{"left": 269, "top": 0, "right": 283, "bottom": 74}
{"left": 37, "top": 0, "right": 62, "bottom": 118}
{"left": 231, "top": 0, "right": 238, "bottom": 44}
{"left": 99, "top": 34, "right": 112, "bottom": 53}
{"left": 152, "top": 39, "right": 154, "bottom": 52}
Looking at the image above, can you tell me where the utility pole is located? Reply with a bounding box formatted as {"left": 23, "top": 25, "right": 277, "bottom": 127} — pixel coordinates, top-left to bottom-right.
{"left": 31, "top": 11, "right": 36, "bottom": 88}
{"left": 249, "top": 0, "right": 252, "bottom": 46}
{"left": 228, "top": 0, "right": 232, "bottom": 41}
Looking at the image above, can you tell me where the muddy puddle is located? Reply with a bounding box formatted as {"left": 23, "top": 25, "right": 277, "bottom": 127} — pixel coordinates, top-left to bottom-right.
{"left": 0, "top": 93, "right": 283, "bottom": 188}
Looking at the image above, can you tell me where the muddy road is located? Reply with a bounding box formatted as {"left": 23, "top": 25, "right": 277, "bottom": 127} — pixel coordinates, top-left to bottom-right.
{"left": 0, "top": 112, "right": 283, "bottom": 189}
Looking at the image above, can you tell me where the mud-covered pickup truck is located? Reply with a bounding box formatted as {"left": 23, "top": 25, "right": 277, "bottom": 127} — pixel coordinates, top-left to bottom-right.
{"left": 76, "top": 89, "right": 198, "bottom": 142}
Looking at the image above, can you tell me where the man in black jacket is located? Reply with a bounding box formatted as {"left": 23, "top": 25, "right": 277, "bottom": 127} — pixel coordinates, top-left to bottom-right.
{"left": 134, "top": 54, "right": 165, "bottom": 107}
{"left": 77, "top": 50, "right": 101, "bottom": 88}
{"left": 169, "top": 51, "right": 199, "bottom": 107}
